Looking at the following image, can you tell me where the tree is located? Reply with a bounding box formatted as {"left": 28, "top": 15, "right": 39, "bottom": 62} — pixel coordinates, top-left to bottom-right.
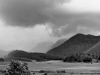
{"left": 63, "top": 53, "right": 93, "bottom": 63}
{"left": 63, "top": 55, "right": 78, "bottom": 62}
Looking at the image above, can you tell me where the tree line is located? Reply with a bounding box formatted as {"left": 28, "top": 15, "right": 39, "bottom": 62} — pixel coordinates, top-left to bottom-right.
{"left": 63, "top": 53, "right": 100, "bottom": 63}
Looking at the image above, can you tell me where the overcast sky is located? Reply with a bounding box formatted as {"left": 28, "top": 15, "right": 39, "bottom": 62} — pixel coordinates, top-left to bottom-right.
{"left": 0, "top": 0, "right": 100, "bottom": 52}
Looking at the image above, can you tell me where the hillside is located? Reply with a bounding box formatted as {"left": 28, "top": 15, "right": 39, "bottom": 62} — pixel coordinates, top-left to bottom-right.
{"left": 85, "top": 41, "right": 100, "bottom": 56}
{"left": 46, "top": 33, "right": 100, "bottom": 58}
{"left": 7, "top": 50, "right": 62, "bottom": 61}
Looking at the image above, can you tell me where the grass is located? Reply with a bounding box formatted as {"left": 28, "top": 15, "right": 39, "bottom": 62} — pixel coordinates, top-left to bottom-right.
{"left": 27, "top": 61, "right": 100, "bottom": 71}
{"left": 0, "top": 61, "right": 100, "bottom": 75}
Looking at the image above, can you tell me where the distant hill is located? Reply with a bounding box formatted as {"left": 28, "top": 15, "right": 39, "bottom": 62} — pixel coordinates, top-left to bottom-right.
{"left": 7, "top": 50, "right": 62, "bottom": 61}
{"left": 0, "top": 50, "right": 9, "bottom": 57}
{"left": 50, "top": 39, "right": 67, "bottom": 49}
{"left": 46, "top": 33, "right": 100, "bottom": 58}
{"left": 31, "top": 39, "right": 67, "bottom": 53}
{"left": 30, "top": 42, "right": 53, "bottom": 53}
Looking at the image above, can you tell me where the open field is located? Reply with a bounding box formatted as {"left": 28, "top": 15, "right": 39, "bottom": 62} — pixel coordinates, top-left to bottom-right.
{"left": 0, "top": 61, "right": 100, "bottom": 75}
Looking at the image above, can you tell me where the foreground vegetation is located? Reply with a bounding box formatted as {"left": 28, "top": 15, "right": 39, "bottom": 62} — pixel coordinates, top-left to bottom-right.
{"left": 0, "top": 60, "right": 100, "bottom": 75}
{"left": 3, "top": 60, "right": 31, "bottom": 75}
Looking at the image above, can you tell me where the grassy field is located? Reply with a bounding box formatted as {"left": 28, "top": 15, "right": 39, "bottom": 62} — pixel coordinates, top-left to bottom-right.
{"left": 0, "top": 61, "right": 100, "bottom": 75}
{"left": 27, "top": 61, "right": 100, "bottom": 71}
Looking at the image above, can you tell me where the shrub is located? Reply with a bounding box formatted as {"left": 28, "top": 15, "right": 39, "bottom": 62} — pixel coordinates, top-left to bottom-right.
{"left": 83, "top": 56, "right": 92, "bottom": 63}
{"left": 63, "top": 54, "right": 92, "bottom": 63}
{"left": 4, "top": 60, "right": 31, "bottom": 75}
{"left": 0, "top": 58, "right": 4, "bottom": 61}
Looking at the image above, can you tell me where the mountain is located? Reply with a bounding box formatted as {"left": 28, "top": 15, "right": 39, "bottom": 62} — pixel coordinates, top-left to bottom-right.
{"left": 46, "top": 33, "right": 100, "bottom": 58}
{"left": 51, "top": 39, "right": 67, "bottom": 49}
{"left": 30, "top": 42, "right": 53, "bottom": 53}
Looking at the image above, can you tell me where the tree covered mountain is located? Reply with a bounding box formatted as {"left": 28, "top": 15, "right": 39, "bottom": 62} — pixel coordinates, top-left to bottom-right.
{"left": 7, "top": 33, "right": 100, "bottom": 61}
{"left": 46, "top": 33, "right": 100, "bottom": 58}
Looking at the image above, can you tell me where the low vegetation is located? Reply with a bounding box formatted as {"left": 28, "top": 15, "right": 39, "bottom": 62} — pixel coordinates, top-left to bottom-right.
{"left": 0, "top": 58, "right": 4, "bottom": 61}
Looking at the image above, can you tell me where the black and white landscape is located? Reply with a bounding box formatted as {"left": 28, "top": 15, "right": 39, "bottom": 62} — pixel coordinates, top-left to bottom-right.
{"left": 0, "top": 0, "right": 100, "bottom": 75}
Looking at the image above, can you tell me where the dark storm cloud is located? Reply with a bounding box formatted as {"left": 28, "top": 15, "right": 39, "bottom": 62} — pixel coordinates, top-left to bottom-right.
{"left": 0, "top": 0, "right": 69, "bottom": 27}
{"left": 0, "top": 0, "right": 100, "bottom": 36}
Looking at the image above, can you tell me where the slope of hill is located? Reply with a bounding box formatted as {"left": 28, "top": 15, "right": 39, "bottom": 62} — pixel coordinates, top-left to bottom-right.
{"left": 46, "top": 33, "right": 100, "bottom": 57}
{"left": 85, "top": 41, "right": 100, "bottom": 56}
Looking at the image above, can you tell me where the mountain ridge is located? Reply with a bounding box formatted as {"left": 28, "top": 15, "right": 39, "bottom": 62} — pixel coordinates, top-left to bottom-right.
{"left": 46, "top": 33, "right": 100, "bottom": 57}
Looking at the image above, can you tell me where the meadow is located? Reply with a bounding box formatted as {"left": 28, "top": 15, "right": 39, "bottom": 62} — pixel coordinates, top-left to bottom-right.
{"left": 0, "top": 61, "right": 100, "bottom": 75}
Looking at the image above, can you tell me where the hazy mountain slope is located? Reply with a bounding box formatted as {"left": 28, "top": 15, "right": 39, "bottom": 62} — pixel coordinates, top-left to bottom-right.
{"left": 0, "top": 50, "right": 9, "bottom": 57}
{"left": 46, "top": 33, "right": 100, "bottom": 57}
{"left": 31, "top": 42, "right": 53, "bottom": 53}
{"left": 51, "top": 39, "right": 67, "bottom": 49}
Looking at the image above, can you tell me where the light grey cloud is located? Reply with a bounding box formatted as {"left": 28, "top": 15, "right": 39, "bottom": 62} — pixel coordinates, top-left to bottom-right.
{"left": 50, "top": 13, "right": 100, "bottom": 36}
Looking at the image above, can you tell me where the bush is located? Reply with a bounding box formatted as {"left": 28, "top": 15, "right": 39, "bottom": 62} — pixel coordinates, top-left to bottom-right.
{"left": 4, "top": 60, "right": 31, "bottom": 75}
{"left": 63, "top": 55, "right": 79, "bottom": 62}
{"left": 0, "top": 58, "right": 4, "bottom": 61}
{"left": 83, "top": 56, "right": 92, "bottom": 63}
{"left": 63, "top": 54, "right": 92, "bottom": 63}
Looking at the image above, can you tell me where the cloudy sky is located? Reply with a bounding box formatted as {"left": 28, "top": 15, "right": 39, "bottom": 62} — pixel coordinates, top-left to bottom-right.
{"left": 0, "top": 0, "right": 100, "bottom": 52}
